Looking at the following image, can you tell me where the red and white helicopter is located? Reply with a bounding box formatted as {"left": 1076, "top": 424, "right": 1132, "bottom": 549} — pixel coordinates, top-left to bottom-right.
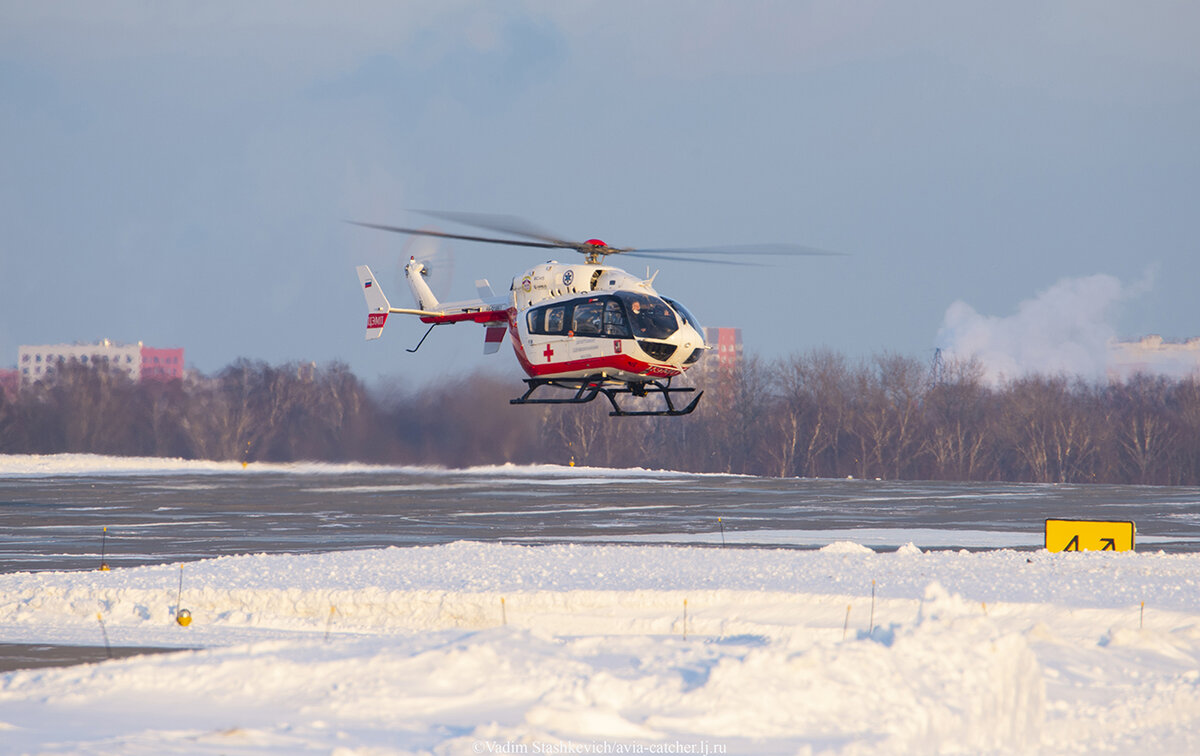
{"left": 353, "top": 211, "right": 833, "bottom": 417}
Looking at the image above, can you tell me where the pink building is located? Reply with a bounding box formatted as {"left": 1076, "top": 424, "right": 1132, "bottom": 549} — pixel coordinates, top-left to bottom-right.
{"left": 703, "top": 327, "right": 743, "bottom": 369}
{"left": 139, "top": 346, "right": 184, "bottom": 381}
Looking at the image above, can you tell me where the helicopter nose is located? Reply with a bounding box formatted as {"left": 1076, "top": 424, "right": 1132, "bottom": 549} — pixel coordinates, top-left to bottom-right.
{"left": 669, "top": 324, "right": 704, "bottom": 365}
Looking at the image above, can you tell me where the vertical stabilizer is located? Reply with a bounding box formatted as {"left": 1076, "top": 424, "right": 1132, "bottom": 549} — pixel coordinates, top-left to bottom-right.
{"left": 356, "top": 265, "right": 392, "bottom": 340}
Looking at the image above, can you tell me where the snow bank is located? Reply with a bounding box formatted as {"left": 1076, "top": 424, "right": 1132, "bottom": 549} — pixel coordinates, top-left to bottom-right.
{"left": 2, "top": 542, "right": 1200, "bottom": 753}
{"left": 0, "top": 453, "right": 701, "bottom": 479}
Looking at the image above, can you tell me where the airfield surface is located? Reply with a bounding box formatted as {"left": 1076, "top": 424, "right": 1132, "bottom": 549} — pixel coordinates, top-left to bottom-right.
{"left": 2, "top": 456, "right": 1199, "bottom": 753}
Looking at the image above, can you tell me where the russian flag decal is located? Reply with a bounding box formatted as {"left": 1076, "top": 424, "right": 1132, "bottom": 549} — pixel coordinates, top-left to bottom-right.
{"left": 364, "top": 280, "right": 373, "bottom": 288}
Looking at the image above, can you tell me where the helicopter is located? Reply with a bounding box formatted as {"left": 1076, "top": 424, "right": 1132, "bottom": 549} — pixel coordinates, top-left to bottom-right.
{"left": 352, "top": 211, "right": 836, "bottom": 417}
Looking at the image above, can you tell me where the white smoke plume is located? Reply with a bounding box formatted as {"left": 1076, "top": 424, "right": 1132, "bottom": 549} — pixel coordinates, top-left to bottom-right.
{"left": 936, "top": 273, "right": 1147, "bottom": 385}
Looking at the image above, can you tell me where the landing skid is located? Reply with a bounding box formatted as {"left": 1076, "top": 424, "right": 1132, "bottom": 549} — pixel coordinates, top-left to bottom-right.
{"left": 511, "top": 377, "right": 703, "bottom": 417}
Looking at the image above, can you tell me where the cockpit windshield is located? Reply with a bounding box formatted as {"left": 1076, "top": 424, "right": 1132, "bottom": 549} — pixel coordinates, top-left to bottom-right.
{"left": 617, "top": 293, "right": 679, "bottom": 340}
{"left": 663, "top": 297, "right": 703, "bottom": 335}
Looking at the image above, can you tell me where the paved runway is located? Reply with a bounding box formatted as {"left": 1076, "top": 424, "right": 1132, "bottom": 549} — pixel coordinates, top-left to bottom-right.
{"left": 4, "top": 465, "right": 1200, "bottom": 573}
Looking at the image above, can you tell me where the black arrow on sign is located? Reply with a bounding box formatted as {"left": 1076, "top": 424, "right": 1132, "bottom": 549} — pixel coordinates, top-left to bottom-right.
{"left": 1101, "top": 538, "right": 1116, "bottom": 551}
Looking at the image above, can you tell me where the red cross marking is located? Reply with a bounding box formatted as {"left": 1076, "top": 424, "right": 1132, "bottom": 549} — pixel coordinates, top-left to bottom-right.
{"left": 543, "top": 344, "right": 555, "bottom": 362}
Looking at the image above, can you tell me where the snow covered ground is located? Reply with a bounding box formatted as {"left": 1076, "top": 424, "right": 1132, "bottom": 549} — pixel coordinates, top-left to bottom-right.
{"left": 1, "top": 541, "right": 1198, "bottom": 754}
{"left": 2, "top": 455, "right": 1200, "bottom": 754}
{"left": 0, "top": 453, "right": 709, "bottom": 480}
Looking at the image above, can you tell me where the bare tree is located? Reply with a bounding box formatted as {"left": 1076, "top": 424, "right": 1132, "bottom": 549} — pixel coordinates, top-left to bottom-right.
{"left": 841, "top": 355, "right": 926, "bottom": 481}
{"left": 1167, "top": 378, "right": 1200, "bottom": 485}
{"left": 996, "top": 377, "right": 1056, "bottom": 483}
{"left": 1108, "top": 374, "right": 1180, "bottom": 485}
{"left": 772, "top": 349, "right": 850, "bottom": 478}
{"left": 923, "top": 358, "right": 992, "bottom": 480}
{"left": 875, "top": 353, "right": 928, "bottom": 479}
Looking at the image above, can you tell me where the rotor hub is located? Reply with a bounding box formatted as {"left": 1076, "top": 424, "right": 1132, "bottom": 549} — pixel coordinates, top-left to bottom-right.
{"left": 582, "top": 239, "right": 609, "bottom": 263}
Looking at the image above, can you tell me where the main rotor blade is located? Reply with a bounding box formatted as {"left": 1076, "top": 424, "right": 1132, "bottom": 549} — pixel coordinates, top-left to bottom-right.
{"left": 620, "top": 251, "right": 769, "bottom": 267}
{"left": 346, "top": 221, "right": 567, "bottom": 250}
{"left": 412, "top": 210, "right": 573, "bottom": 247}
{"left": 631, "top": 243, "right": 846, "bottom": 257}
{"left": 350, "top": 212, "right": 847, "bottom": 262}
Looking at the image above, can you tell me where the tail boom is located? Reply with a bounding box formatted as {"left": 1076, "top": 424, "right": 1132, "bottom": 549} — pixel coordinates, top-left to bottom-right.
{"left": 355, "top": 263, "right": 508, "bottom": 342}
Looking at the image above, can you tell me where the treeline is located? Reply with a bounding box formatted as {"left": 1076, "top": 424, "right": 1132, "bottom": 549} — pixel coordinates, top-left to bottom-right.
{"left": 624, "top": 353, "right": 1200, "bottom": 485}
{"left": 2, "top": 353, "right": 1199, "bottom": 485}
{"left": 0, "top": 360, "right": 375, "bottom": 462}
{"left": 0, "top": 359, "right": 547, "bottom": 466}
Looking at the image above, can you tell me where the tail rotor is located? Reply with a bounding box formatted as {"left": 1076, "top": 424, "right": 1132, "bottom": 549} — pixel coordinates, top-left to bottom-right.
{"left": 397, "top": 234, "right": 455, "bottom": 301}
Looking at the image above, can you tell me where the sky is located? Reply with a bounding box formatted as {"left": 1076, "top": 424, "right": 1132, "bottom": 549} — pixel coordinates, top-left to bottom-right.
{"left": 2, "top": 1, "right": 1198, "bottom": 387}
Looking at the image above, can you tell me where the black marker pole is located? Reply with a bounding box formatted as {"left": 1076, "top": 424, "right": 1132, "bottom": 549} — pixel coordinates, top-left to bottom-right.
{"left": 175, "top": 565, "right": 192, "bottom": 626}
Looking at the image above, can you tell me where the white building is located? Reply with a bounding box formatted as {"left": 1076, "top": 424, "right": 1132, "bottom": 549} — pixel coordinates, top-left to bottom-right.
{"left": 1107, "top": 336, "right": 1200, "bottom": 381}
{"left": 17, "top": 340, "right": 184, "bottom": 384}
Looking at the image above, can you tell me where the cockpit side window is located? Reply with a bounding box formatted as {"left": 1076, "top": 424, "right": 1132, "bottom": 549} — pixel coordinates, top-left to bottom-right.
{"left": 619, "top": 293, "right": 679, "bottom": 340}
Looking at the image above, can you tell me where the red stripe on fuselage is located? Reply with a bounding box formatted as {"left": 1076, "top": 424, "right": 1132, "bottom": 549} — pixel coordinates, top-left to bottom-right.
{"left": 419, "top": 309, "right": 509, "bottom": 325}
{"left": 522, "top": 352, "right": 682, "bottom": 379}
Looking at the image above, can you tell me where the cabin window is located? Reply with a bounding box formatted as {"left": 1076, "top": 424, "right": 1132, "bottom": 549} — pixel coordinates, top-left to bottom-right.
{"left": 526, "top": 304, "right": 566, "bottom": 335}
{"left": 603, "top": 299, "right": 631, "bottom": 338}
{"left": 572, "top": 301, "right": 603, "bottom": 336}
{"left": 529, "top": 297, "right": 635, "bottom": 338}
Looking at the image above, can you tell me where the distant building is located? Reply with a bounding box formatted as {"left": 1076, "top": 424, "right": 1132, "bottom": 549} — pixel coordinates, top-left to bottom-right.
{"left": 1108, "top": 336, "right": 1200, "bottom": 381}
{"left": 17, "top": 340, "right": 184, "bottom": 384}
{"left": 138, "top": 345, "right": 185, "bottom": 382}
{"left": 703, "top": 327, "right": 743, "bottom": 369}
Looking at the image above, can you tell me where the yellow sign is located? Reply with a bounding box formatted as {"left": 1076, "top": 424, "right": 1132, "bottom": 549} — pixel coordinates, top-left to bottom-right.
{"left": 1045, "top": 519, "right": 1135, "bottom": 552}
